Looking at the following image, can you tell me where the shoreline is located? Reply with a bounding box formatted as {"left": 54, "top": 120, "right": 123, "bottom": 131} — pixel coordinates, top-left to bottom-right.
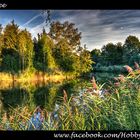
{"left": 0, "top": 72, "right": 76, "bottom": 89}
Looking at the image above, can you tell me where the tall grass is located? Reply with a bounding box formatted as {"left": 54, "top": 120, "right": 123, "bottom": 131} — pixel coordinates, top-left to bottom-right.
{"left": 55, "top": 70, "right": 140, "bottom": 130}
{"left": 0, "top": 70, "right": 140, "bottom": 130}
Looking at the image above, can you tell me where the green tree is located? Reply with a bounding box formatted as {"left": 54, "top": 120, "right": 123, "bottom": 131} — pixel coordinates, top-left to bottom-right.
{"left": 49, "top": 21, "right": 81, "bottom": 51}
{"left": 116, "top": 42, "right": 123, "bottom": 64}
{"left": 101, "top": 42, "right": 123, "bottom": 65}
{"left": 3, "top": 20, "right": 19, "bottom": 50}
{"left": 1, "top": 48, "right": 20, "bottom": 73}
{"left": 1, "top": 21, "right": 20, "bottom": 73}
{"left": 79, "top": 45, "right": 93, "bottom": 74}
{"left": 33, "top": 36, "right": 44, "bottom": 71}
{"left": 123, "top": 35, "right": 140, "bottom": 64}
{"left": 1, "top": 21, "right": 33, "bottom": 73}
{"left": 18, "top": 29, "right": 34, "bottom": 71}
{"left": 0, "top": 24, "right": 3, "bottom": 70}
{"left": 90, "top": 49, "right": 101, "bottom": 66}
{"left": 42, "top": 33, "right": 56, "bottom": 72}
{"left": 34, "top": 30, "right": 56, "bottom": 73}
{"left": 50, "top": 21, "right": 92, "bottom": 75}
{"left": 53, "top": 38, "right": 76, "bottom": 72}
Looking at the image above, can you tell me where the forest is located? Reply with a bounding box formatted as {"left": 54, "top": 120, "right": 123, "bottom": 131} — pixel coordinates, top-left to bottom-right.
{"left": 1, "top": 20, "right": 140, "bottom": 79}
{"left": 0, "top": 20, "right": 92, "bottom": 81}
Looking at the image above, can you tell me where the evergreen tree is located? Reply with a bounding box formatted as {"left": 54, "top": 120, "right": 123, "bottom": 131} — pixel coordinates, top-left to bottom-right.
{"left": 3, "top": 20, "right": 19, "bottom": 50}
{"left": 2, "top": 20, "right": 20, "bottom": 73}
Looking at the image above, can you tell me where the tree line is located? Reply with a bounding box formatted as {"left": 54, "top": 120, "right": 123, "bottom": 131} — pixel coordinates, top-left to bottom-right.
{"left": 0, "top": 20, "right": 93, "bottom": 76}
{"left": 2, "top": 20, "right": 139, "bottom": 76}
{"left": 91, "top": 35, "right": 140, "bottom": 69}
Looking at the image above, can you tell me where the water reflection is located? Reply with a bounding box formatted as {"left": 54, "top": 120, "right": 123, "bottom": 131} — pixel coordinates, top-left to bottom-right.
{"left": 0, "top": 72, "right": 118, "bottom": 114}
{"left": 33, "top": 85, "right": 58, "bottom": 111}
{"left": 0, "top": 88, "right": 29, "bottom": 112}
{"left": 0, "top": 79, "right": 87, "bottom": 114}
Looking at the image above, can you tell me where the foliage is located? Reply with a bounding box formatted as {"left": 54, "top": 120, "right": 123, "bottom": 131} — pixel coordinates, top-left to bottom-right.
{"left": 1, "top": 48, "right": 21, "bottom": 73}
{"left": 79, "top": 47, "right": 93, "bottom": 74}
{"left": 90, "top": 49, "right": 101, "bottom": 66}
{"left": 123, "top": 35, "right": 140, "bottom": 64}
{"left": 0, "top": 20, "right": 92, "bottom": 76}
{"left": 101, "top": 42, "right": 123, "bottom": 66}
{"left": 3, "top": 20, "right": 19, "bottom": 50}
{"left": 49, "top": 21, "right": 81, "bottom": 50}
{"left": 91, "top": 36, "right": 140, "bottom": 72}
{"left": 34, "top": 31, "right": 57, "bottom": 73}
{"left": 18, "top": 29, "right": 34, "bottom": 71}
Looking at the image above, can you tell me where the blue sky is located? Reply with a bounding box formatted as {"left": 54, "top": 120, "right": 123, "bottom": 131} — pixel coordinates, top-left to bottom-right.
{"left": 1, "top": 10, "right": 140, "bottom": 51}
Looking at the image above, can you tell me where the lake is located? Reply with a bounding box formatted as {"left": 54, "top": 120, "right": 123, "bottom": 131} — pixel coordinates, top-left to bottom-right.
{"left": 0, "top": 72, "right": 120, "bottom": 114}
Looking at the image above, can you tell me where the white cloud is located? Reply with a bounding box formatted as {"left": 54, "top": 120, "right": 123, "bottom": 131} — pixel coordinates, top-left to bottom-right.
{"left": 22, "top": 10, "right": 140, "bottom": 51}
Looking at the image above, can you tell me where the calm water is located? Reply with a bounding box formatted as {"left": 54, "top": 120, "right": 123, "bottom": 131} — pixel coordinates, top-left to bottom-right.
{"left": 0, "top": 72, "right": 119, "bottom": 113}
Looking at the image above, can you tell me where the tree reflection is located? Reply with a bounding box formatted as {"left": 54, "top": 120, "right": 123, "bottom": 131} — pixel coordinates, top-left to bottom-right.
{"left": 0, "top": 88, "right": 29, "bottom": 111}
{"left": 33, "top": 84, "right": 58, "bottom": 112}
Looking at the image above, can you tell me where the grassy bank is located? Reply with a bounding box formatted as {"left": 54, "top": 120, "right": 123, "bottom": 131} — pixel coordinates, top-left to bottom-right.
{"left": 0, "top": 70, "right": 140, "bottom": 130}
